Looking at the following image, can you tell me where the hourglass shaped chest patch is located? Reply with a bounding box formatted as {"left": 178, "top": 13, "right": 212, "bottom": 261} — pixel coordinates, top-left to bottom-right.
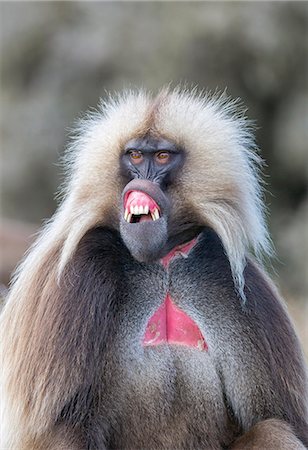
{"left": 143, "top": 238, "right": 208, "bottom": 351}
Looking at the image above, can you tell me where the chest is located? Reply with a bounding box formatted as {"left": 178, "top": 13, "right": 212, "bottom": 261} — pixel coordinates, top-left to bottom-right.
{"left": 104, "top": 346, "right": 234, "bottom": 449}
{"left": 117, "top": 237, "right": 210, "bottom": 349}
{"left": 109, "top": 237, "right": 216, "bottom": 389}
{"left": 101, "top": 239, "right": 239, "bottom": 447}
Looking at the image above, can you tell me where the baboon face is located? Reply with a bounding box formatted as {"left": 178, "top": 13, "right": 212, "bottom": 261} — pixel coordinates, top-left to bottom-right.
{"left": 119, "top": 135, "right": 185, "bottom": 262}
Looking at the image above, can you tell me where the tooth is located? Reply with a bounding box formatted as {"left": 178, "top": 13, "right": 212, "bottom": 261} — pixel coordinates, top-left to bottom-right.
{"left": 151, "top": 212, "right": 156, "bottom": 221}
{"left": 127, "top": 213, "right": 132, "bottom": 223}
{"left": 138, "top": 205, "right": 143, "bottom": 215}
{"left": 134, "top": 206, "right": 139, "bottom": 215}
{"left": 131, "top": 205, "right": 137, "bottom": 215}
{"left": 124, "top": 208, "right": 129, "bottom": 221}
{"left": 154, "top": 208, "right": 160, "bottom": 220}
{"left": 144, "top": 205, "right": 149, "bottom": 215}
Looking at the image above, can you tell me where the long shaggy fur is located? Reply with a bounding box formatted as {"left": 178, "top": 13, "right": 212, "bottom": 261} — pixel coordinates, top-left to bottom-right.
{"left": 0, "top": 88, "right": 272, "bottom": 447}
{"left": 68, "top": 89, "right": 271, "bottom": 293}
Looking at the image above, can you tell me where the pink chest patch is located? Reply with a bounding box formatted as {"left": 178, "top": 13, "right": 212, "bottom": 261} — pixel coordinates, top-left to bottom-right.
{"left": 143, "top": 238, "right": 208, "bottom": 352}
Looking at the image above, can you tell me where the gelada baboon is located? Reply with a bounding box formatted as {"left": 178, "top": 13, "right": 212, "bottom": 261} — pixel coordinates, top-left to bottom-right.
{"left": 0, "top": 89, "right": 307, "bottom": 449}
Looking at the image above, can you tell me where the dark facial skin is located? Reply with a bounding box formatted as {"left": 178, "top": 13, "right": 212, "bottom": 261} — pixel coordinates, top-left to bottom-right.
{"left": 119, "top": 136, "right": 200, "bottom": 263}
{"left": 121, "top": 136, "right": 184, "bottom": 188}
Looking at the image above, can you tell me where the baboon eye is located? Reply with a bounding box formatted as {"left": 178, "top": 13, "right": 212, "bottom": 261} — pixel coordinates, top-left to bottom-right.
{"left": 155, "top": 151, "right": 170, "bottom": 164}
{"left": 129, "top": 150, "right": 143, "bottom": 164}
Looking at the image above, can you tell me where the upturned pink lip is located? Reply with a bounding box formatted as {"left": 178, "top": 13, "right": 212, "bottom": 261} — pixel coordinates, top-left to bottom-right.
{"left": 124, "top": 190, "right": 160, "bottom": 214}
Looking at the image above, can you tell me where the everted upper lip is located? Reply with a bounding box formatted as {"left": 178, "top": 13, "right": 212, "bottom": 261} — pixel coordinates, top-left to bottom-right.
{"left": 122, "top": 179, "right": 169, "bottom": 224}
{"left": 123, "top": 190, "right": 160, "bottom": 222}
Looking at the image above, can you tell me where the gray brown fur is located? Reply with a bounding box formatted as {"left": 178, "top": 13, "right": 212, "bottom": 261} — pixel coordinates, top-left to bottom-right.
{"left": 0, "top": 89, "right": 307, "bottom": 449}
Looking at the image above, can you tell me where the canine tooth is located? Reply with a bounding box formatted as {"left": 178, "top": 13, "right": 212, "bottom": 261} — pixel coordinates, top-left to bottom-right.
{"left": 153, "top": 208, "right": 160, "bottom": 220}
{"left": 124, "top": 208, "right": 129, "bottom": 221}
{"left": 127, "top": 213, "right": 132, "bottom": 223}
{"left": 151, "top": 212, "right": 156, "bottom": 221}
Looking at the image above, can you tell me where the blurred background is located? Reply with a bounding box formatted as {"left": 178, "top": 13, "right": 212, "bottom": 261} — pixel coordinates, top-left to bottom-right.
{"left": 0, "top": 2, "right": 307, "bottom": 355}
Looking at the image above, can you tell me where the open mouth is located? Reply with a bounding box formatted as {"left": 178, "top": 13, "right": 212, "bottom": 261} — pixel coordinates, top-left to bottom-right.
{"left": 123, "top": 190, "right": 161, "bottom": 223}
